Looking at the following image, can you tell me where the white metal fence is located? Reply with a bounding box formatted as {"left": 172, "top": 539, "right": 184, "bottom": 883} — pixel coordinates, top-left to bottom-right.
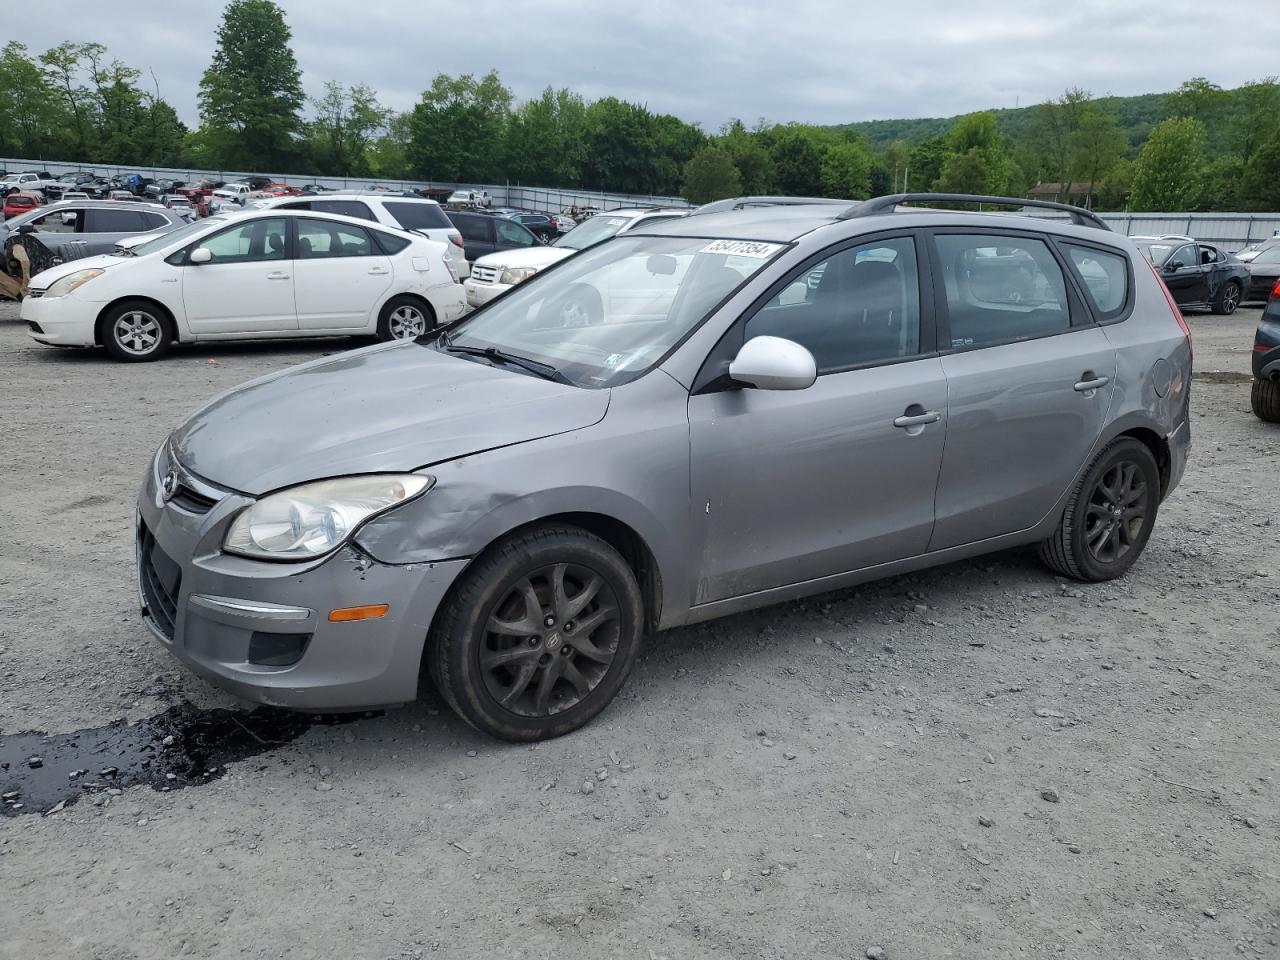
{"left": 0, "top": 157, "right": 689, "bottom": 212}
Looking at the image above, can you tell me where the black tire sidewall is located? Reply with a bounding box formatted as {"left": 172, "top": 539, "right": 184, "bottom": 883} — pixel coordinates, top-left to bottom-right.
{"left": 101, "top": 300, "right": 172, "bottom": 362}
{"left": 377, "top": 295, "right": 434, "bottom": 342}
{"left": 1252, "top": 378, "right": 1280, "bottom": 422}
{"left": 1067, "top": 439, "right": 1160, "bottom": 581}
{"left": 433, "top": 529, "right": 643, "bottom": 741}
{"left": 1215, "top": 281, "right": 1240, "bottom": 314}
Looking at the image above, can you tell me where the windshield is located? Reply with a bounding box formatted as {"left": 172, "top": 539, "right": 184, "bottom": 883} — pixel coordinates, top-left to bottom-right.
{"left": 554, "top": 213, "right": 637, "bottom": 250}
{"left": 1252, "top": 245, "right": 1280, "bottom": 265}
{"left": 443, "top": 234, "right": 786, "bottom": 388}
{"left": 1135, "top": 241, "right": 1175, "bottom": 265}
{"left": 125, "top": 219, "right": 210, "bottom": 257}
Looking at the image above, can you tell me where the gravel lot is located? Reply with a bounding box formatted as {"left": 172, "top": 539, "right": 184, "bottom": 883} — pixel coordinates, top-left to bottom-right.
{"left": 1, "top": 300, "right": 1277, "bottom": 960}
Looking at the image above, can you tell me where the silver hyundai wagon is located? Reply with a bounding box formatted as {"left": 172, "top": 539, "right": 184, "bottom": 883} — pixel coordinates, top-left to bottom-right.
{"left": 136, "top": 193, "right": 1192, "bottom": 741}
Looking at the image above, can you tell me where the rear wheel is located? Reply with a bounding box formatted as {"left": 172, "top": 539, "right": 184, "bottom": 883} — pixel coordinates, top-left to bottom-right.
{"left": 377, "top": 295, "right": 434, "bottom": 341}
{"left": 1252, "top": 378, "right": 1280, "bottom": 422}
{"left": 1212, "top": 280, "right": 1241, "bottom": 315}
{"left": 100, "top": 300, "right": 173, "bottom": 362}
{"left": 1038, "top": 438, "right": 1160, "bottom": 582}
{"left": 427, "top": 525, "right": 644, "bottom": 741}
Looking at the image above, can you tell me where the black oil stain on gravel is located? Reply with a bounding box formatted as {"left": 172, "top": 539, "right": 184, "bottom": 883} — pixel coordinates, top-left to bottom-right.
{"left": 0, "top": 703, "right": 371, "bottom": 817}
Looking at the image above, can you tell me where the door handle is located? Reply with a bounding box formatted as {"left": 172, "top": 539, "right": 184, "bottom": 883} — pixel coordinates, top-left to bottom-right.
{"left": 1074, "top": 375, "right": 1109, "bottom": 392}
{"left": 266, "top": 272, "right": 290, "bottom": 280}
{"left": 893, "top": 410, "right": 942, "bottom": 429}
{"left": 367, "top": 267, "right": 390, "bottom": 276}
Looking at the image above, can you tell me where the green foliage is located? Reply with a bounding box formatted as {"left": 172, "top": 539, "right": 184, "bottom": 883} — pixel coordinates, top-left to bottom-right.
{"left": 1130, "top": 117, "right": 1206, "bottom": 211}
{"left": 770, "top": 127, "right": 824, "bottom": 195}
{"left": 683, "top": 145, "right": 742, "bottom": 203}
{"left": 819, "top": 140, "right": 872, "bottom": 199}
{"left": 307, "top": 82, "right": 388, "bottom": 177}
{"left": 504, "top": 87, "right": 588, "bottom": 187}
{"left": 407, "top": 71, "right": 512, "bottom": 183}
{"left": 198, "top": 0, "right": 305, "bottom": 170}
{"left": 1240, "top": 126, "right": 1280, "bottom": 210}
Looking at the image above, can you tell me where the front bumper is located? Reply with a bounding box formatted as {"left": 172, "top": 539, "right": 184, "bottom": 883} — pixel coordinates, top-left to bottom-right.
{"left": 463, "top": 278, "right": 511, "bottom": 309}
{"left": 21, "top": 294, "right": 98, "bottom": 347}
{"left": 136, "top": 449, "right": 469, "bottom": 711}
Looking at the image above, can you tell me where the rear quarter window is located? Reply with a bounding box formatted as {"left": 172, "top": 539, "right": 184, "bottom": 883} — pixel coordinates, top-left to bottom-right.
{"left": 384, "top": 201, "right": 451, "bottom": 231}
{"left": 373, "top": 230, "right": 412, "bottom": 255}
{"left": 1064, "top": 244, "right": 1131, "bottom": 321}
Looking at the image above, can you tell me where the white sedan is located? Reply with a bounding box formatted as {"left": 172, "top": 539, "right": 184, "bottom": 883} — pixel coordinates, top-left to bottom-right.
{"left": 23, "top": 210, "right": 465, "bottom": 361}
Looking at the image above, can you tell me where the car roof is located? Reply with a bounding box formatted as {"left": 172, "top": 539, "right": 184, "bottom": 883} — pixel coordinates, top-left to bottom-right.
{"left": 267, "top": 191, "right": 442, "bottom": 205}
{"left": 234, "top": 208, "right": 420, "bottom": 236}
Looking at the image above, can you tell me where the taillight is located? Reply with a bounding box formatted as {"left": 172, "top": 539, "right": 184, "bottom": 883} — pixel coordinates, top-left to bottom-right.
{"left": 1146, "top": 257, "right": 1191, "bottom": 361}
{"left": 449, "top": 234, "right": 465, "bottom": 249}
{"left": 1271, "top": 277, "right": 1280, "bottom": 299}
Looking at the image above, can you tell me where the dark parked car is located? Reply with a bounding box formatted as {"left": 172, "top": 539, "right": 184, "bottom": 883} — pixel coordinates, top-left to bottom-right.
{"left": 506, "top": 212, "right": 560, "bottom": 241}
{"left": 446, "top": 209, "right": 542, "bottom": 260}
{"left": 1244, "top": 243, "right": 1280, "bottom": 302}
{"left": 144, "top": 178, "right": 185, "bottom": 200}
{"left": 1132, "top": 237, "right": 1248, "bottom": 314}
{"left": 1252, "top": 284, "right": 1280, "bottom": 422}
{"left": 0, "top": 200, "right": 186, "bottom": 276}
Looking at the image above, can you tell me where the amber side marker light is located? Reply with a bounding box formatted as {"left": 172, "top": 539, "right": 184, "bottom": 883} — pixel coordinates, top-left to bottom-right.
{"left": 328, "top": 604, "right": 390, "bottom": 623}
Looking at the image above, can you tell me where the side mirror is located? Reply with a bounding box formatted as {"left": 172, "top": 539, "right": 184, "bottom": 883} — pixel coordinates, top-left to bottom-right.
{"left": 728, "top": 336, "right": 817, "bottom": 391}
{"left": 189, "top": 247, "right": 212, "bottom": 264}
{"left": 1164, "top": 261, "right": 1181, "bottom": 272}
{"left": 17, "top": 223, "right": 35, "bottom": 235}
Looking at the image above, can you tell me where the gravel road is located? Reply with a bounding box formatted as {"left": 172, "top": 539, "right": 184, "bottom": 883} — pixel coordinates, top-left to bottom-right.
{"left": 1, "top": 301, "right": 1277, "bottom": 960}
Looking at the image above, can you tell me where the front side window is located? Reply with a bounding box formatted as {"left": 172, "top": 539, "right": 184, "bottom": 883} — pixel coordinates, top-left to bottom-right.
{"left": 495, "top": 219, "right": 535, "bottom": 246}
{"left": 934, "top": 233, "right": 1071, "bottom": 348}
{"left": 444, "top": 234, "right": 784, "bottom": 388}
{"left": 1065, "top": 244, "right": 1129, "bottom": 319}
{"left": 297, "top": 219, "right": 374, "bottom": 258}
{"left": 1165, "top": 244, "right": 1197, "bottom": 270}
{"left": 196, "top": 217, "right": 288, "bottom": 264}
{"left": 745, "top": 238, "right": 922, "bottom": 373}
{"left": 30, "top": 209, "right": 82, "bottom": 233}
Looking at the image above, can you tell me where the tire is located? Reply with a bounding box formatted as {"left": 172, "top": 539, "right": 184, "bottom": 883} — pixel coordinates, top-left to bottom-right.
{"left": 376, "top": 295, "right": 435, "bottom": 341}
{"left": 549, "top": 284, "right": 602, "bottom": 328}
{"left": 1037, "top": 438, "right": 1161, "bottom": 582}
{"left": 1252, "top": 378, "right": 1280, "bottom": 422}
{"left": 100, "top": 300, "right": 173, "bottom": 362}
{"left": 427, "top": 525, "right": 644, "bottom": 741}
{"left": 1212, "top": 280, "right": 1241, "bottom": 315}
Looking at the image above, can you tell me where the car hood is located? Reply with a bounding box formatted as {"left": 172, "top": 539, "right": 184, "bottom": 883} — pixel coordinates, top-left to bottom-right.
{"left": 171, "top": 341, "right": 610, "bottom": 496}
{"left": 473, "top": 246, "right": 576, "bottom": 271}
{"left": 27, "top": 254, "right": 121, "bottom": 288}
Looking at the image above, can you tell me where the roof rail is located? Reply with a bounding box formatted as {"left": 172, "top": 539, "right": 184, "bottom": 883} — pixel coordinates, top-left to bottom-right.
{"left": 689, "top": 195, "right": 850, "bottom": 217}
{"left": 840, "top": 193, "right": 1111, "bottom": 232}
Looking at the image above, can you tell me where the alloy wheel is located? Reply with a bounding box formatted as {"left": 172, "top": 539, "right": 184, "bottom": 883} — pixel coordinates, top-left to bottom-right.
{"left": 1221, "top": 282, "right": 1240, "bottom": 314}
{"left": 1084, "top": 460, "right": 1148, "bottom": 563}
{"left": 387, "top": 305, "right": 427, "bottom": 339}
{"left": 479, "top": 562, "right": 620, "bottom": 718}
{"left": 113, "top": 310, "right": 161, "bottom": 356}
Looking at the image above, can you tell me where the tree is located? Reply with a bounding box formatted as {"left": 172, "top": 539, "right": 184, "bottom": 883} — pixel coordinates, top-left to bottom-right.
{"left": 770, "top": 127, "right": 824, "bottom": 195}
{"left": 1165, "top": 77, "right": 1228, "bottom": 145}
{"left": 198, "top": 0, "right": 305, "bottom": 170}
{"left": 1234, "top": 77, "right": 1280, "bottom": 164}
{"left": 819, "top": 140, "right": 872, "bottom": 199}
{"left": 935, "top": 111, "right": 1012, "bottom": 194}
{"left": 504, "top": 87, "right": 587, "bottom": 187}
{"left": 1031, "top": 88, "right": 1090, "bottom": 187}
{"left": 1240, "top": 127, "right": 1280, "bottom": 210}
{"left": 407, "top": 71, "right": 511, "bottom": 183}
{"left": 1071, "top": 103, "right": 1126, "bottom": 204}
{"left": 369, "top": 111, "right": 413, "bottom": 180}
{"left": 906, "top": 137, "right": 948, "bottom": 193}
{"left": 38, "top": 42, "right": 96, "bottom": 157}
{"left": 1129, "top": 117, "right": 1206, "bottom": 211}
{"left": 308, "top": 81, "right": 388, "bottom": 176}
{"left": 720, "top": 119, "right": 773, "bottom": 193}
{"left": 933, "top": 148, "right": 989, "bottom": 194}
{"left": 682, "top": 145, "right": 741, "bottom": 203}
{"left": 580, "top": 97, "right": 657, "bottom": 193}
{"left": 0, "top": 42, "right": 62, "bottom": 157}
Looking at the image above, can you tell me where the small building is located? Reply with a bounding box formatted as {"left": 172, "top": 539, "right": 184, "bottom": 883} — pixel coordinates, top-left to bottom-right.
{"left": 1027, "top": 181, "right": 1095, "bottom": 207}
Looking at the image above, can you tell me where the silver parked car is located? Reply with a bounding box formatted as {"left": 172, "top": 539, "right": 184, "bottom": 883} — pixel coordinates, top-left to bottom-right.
{"left": 2, "top": 199, "right": 187, "bottom": 273}
{"left": 136, "top": 193, "right": 1192, "bottom": 741}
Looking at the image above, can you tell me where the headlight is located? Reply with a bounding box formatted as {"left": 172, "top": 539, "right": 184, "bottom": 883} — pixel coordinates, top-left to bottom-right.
{"left": 44, "top": 268, "right": 104, "bottom": 298}
{"left": 499, "top": 266, "right": 538, "bottom": 285}
{"left": 224, "top": 474, "right": 433, "bottom": 561}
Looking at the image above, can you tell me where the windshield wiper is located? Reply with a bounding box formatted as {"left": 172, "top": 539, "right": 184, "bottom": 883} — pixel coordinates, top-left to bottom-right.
{"left": 437, "top": 333, "right": 573, "bottom": 385}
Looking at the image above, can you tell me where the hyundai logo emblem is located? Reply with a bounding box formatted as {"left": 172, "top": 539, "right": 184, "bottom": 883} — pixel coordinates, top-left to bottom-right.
{"left": 161, "top": 471, "right": 179, "bottom": 501}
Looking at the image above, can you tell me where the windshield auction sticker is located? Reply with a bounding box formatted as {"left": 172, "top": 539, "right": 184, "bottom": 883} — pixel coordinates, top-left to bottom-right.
{"left": 699, "top": 240, "right": 784, "bottom": 259}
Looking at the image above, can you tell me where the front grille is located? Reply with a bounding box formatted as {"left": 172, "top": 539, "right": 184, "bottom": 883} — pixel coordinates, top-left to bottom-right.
{"left": 138, "top": 524, "right": 181, "bottom": 641}
{"left": 470, "top": 264, "right": 499, "bottom": 284}
{"left": 169, "top": 483, "right": 218, "bottom": 515}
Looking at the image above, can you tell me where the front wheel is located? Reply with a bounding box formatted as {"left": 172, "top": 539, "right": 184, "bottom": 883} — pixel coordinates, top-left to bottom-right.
{"left": 377, "top": 295, "right": 434, "bottom": 341}
{"left": 427, "top": 525, "right": 644, "bottom": 741}
{"left": 1038, "top": 438, "right": 1161, "bottom": 582}
{"left": 101, "top": 300, "right": 173, "bottom": 362}
{"left": 1252, "top": 378, "right": 1280, "bottom": 422}
{"left": 1212, "top": 280, "right": 1241, "bottom": 315}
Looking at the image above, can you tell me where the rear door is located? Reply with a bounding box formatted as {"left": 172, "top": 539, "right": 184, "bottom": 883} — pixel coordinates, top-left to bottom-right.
{"left": 292, "top": 218, "right": 393, "bottom": 331}
{"left": 180, "top": 217, "right": 296, "bottom": 334}
{"left": 452, "top": 214, "right": 494, "bottom": 260}
{"left": 926, "top": 230, "right": 1117, "bottom": 551}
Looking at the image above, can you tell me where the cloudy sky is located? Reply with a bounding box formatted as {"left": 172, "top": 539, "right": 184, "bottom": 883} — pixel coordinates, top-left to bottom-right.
{"left": 14, "top": 0, "right": 1275, "bottom": 129}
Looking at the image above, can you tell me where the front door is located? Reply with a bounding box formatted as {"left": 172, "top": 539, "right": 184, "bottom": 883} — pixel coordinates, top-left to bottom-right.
{"left": 291, "top": 218, "right": 394, "bottom": 331}
{"left": 927, "top": 230, "right": 1117, "bottom": 550}
{"left": 689, "top": 235, "right": 947, "bottom": 603}
{"left": 1161, "top": 242, "right": 1208, "bottom": 304}
{"left": 180, "top": 217, "right": 296, "bottom": 335}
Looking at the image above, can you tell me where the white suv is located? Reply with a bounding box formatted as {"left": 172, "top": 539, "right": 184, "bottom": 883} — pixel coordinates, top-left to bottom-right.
{"left": 463, "top": 206, "right": 689, "bottom": 308}
{"left": 261, "top": 193, "right": 469, "bottom": 279}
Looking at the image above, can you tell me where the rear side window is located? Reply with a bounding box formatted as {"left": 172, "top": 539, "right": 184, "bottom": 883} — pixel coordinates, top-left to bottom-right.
{"left": 372, "top": 231, "right": 411, "bottom": 255}
{"left": 933, "top": 233, "right": 1071, "bottom": 349}
{"left": 312, "top": 199, "right": 375, "bottom": 221}
{"left": 86, "top": 208, "right": 146, "bottom": 232}
{"left": 451, "top": 214, "right": 491, "bottom": 243}
{"left": 1064, "top": 244, "right": 1129, "bottom": 320}
{"left": 296, "top": 219, "right": 375, "bottom": 258}
{"left": 383, "top": 201, "right": 451, "bottom": 231}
